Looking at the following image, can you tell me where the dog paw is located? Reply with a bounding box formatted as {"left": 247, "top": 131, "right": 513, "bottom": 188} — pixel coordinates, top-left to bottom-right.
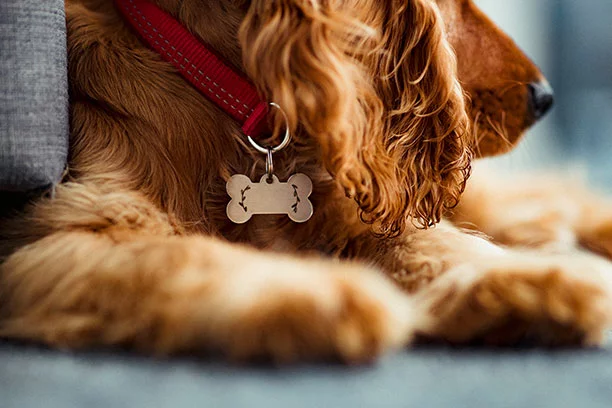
{"left": 579, "top": 219, "right": 612, "bottom": 261}
{"left": 414, "top": 255, "right": 612, "bottom": 347}
{"left": 159, "top": 258, "right": 413, "bottom": 364}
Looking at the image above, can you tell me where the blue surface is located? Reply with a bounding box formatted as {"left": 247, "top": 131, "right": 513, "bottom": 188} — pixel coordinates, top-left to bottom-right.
{"left": 2, "top": 341, "right": 612, "bottom": 408}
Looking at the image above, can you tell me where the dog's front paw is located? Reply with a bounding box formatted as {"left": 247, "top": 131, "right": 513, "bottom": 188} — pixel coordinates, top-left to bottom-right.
{"left": 160, "top": 258, "right": 413, "bottom": 364}
{"left": 579, "top": 218, "right": 612, "bottom": 261}
{"left": 414, "top": 255, "right": 612, "bottom": 347}
{"left": 226, "top": 268, "right": 412, "bottom": 363}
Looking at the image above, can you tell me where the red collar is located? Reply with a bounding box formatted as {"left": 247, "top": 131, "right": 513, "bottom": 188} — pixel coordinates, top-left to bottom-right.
{"left": 114, "top": 0, "right": 269, "bottom": 138}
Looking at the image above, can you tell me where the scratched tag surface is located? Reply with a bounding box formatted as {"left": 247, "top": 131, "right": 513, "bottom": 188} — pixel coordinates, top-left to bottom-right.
{"left": 226, "top": 173, "right": 313, "bottom": 224}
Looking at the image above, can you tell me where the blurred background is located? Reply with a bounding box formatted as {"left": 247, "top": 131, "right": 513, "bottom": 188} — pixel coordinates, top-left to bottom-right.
{"left": 476, "top": 0, "right": 612, "bottom": 190}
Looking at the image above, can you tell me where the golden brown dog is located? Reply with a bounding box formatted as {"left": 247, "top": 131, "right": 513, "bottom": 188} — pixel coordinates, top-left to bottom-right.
{"left": 1, "top": 0, "right": 611, "bottom": 363}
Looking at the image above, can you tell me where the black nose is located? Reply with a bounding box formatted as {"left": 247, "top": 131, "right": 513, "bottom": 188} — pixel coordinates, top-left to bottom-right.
{"left": 528, "top": 81, "right": 554, "bottom": 120}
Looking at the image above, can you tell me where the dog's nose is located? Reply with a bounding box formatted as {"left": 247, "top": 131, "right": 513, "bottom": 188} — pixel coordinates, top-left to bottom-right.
{"left": 528, "top": 81, "right": 554, "bottom": 120}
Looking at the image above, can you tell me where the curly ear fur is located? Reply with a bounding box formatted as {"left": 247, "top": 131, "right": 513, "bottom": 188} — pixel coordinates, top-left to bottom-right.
{"left": 370, "top": 0, "right": 472, "bottom": 232}
{"left": 239, "top": 0, "right": 382, "bottom": 190}
{"left": 240, "top": 0, "right": 471, "bottom": 235}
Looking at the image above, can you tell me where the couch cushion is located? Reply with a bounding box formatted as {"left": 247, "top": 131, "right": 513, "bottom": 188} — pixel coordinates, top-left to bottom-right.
{"left": 0, "top": 0, "right": 68, "bottom": 192}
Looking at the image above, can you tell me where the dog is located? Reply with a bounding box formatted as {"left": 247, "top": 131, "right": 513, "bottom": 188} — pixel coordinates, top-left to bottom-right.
{"left": 1, "top": 0, "right": 611, "bottom": 363}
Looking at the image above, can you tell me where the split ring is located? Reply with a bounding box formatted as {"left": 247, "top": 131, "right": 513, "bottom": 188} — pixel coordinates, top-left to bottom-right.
{"left": 265, "top": 148, "right": 274, "bottom": 182}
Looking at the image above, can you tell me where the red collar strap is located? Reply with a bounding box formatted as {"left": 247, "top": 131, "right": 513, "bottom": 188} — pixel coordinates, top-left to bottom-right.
{"left": 114, "top": 0, "right": 270, "bottom": 138}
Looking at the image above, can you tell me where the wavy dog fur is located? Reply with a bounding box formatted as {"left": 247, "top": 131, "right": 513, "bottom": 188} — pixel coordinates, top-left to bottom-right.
{"left": 2, "top": 0, "right": 612, "bottom": 362}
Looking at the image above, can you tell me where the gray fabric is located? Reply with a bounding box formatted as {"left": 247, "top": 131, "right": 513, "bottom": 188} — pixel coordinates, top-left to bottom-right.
{"left": 0, "top": 0, "right": 68, "bottom": 192}
{"left": 2, "top": 341, "right": 612, "bottom": 408}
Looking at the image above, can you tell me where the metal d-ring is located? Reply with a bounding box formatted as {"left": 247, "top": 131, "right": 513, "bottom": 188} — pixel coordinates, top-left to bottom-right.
{"left": 247, "top": 102, "right": 291, "bottom": 155}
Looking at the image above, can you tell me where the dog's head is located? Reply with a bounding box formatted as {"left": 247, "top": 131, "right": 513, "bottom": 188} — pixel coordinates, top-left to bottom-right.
{"left": 154, "top": 0, "right": 551, "bottom": 234}
{"left": 436, "top": 0, "right": 553, "bottom": 157}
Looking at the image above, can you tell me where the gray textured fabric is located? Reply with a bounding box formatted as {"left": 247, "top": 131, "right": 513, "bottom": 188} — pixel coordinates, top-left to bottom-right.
{"left": 0, "top": 0, "right": 68, "bottom": 191}
{"left": 2, "top": 341, "right": 612, "bottom": 408}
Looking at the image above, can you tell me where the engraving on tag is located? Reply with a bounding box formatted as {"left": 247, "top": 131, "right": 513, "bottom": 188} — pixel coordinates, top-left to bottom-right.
{"left": 226, "top": 174, "right": 313, "bottom": 224}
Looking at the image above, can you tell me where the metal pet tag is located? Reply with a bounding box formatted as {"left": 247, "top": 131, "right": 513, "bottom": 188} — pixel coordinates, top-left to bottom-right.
{"left": 226, "top": 173, "right": 313, "bottom": 224}
{"left": 226, "top": 103, "right": 314, "bottom": 224}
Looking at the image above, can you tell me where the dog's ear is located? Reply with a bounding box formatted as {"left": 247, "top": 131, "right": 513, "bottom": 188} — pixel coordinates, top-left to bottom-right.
{"left": 239, "top": 0, "right": 376, "bottom": 132}
{"left": 240, "top": 0, "right": 471, "bottom": 235}
{"left": 238, "top": 0, "right": 386, "bottom": 203}
{"left": 367, "top": 0, "right": 472, "bottom": 231}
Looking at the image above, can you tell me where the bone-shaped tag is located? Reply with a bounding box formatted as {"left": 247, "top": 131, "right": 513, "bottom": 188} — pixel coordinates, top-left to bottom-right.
{"left": 226, "top": 173, "right": 314, "bottom": 224}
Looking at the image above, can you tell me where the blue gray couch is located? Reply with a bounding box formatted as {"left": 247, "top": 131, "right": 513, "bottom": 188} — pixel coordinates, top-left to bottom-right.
{"left": 1, "top": 1, "right": 611, "bottom": 407}
{"left": 0, "top": 0, "right": 68, "bottom": 218}
{"left": 0, "top": 0, "right": 68, "bottom": 193}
